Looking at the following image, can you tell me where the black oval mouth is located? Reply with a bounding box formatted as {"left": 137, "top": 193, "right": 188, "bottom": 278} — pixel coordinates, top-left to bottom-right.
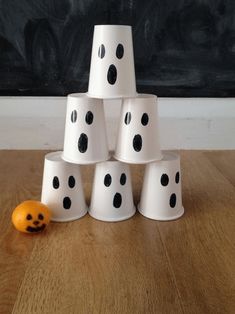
{"left": 113, "top": 193, "right": 122, "bottom": 208}
{"left": 133, "top": 134, "right": 142, "bottom": 152}
{"left": 63, "top": 197, "right": 72, "bottom": 210}
{"left": 169, "top": 193, "right": 177, "bottom": 208}
{"left": 26, "top": 224, "right": 46, "bottom": 233}
{"left": 107, "top": 64, "right": 117, "bottom": 85}
{"left": 78, "top": 133, "right": 88, "bottom": 153}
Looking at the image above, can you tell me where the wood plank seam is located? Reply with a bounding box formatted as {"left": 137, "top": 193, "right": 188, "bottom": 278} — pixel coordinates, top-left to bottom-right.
{"left": 156, "top": 225, "right": 185, "bottom": 314}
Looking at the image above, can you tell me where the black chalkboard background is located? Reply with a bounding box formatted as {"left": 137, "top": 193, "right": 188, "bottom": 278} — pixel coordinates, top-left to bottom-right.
{"left": 0, "top": 0, "right": 235, "bottom": 96}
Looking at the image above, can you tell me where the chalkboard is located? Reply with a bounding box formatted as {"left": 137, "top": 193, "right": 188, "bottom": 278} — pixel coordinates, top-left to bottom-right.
{"left": 0, "top": 0, "right": 235, "bottom": 97}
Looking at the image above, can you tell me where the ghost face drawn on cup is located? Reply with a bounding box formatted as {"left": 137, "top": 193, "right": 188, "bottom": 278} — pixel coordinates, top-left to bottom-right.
{"left": 98, "top": 42, "right": 124, "bottom": 86}
{"left": 89, "top": 161, "right": 136, "bottom": 222}
{"left": 41, "top": 152, "right": 87, "bottom": 222}
{"left": 114, "top": 95, "right": 162, "bottom": 164}
{"left": 103, "top": 172, "right": 127, "bottom": 209}
{"left": 139, "top": 152, "right": 184, "bottom": 221}
{"left": 52, "top": 174, "right": 76, "bottom": 210}
{"left": 63, "top": 94, "right": 109, "bottom": 164}
{"left": 159, "top": 170, "right": 181, "bottom": 210}
{"left": 70, "top": 108, "right": 94, "bottom": 154}
{"left": 124, "top": 110, "right": 150, "bottom": 152}
{"left": 88, "top": 25, "right": 136, "bottom": 98}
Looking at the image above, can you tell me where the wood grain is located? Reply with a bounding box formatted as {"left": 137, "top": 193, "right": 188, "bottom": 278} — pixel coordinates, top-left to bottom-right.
{"left": 203, "top": 151, "right": 235, "bottom": 187}
{"left": 0, "top": 151, "right": 46, "bottom": 314}
{"left": 157, "top": 151, "right": 235, "bottom": 314}
{"left": 0, "top": 151, "right": 234, "bottom": 314}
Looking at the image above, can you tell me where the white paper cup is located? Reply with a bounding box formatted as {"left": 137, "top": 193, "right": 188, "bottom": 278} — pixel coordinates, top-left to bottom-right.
{"left": 89, "top": 161, "right": 136, "bottom": 222}
{"left": 138, "top": 151, "right": 184, "bottom": 221}
{"left": 62, "top": 93, "right": 109, "bottom": 164}
{"left": 88, "top": 25, "right": 137, "bottom": 99}
{"left": 114, "top": 94, "right": 162, "bottom": 164}
{"left": 41, "top": 151, "right": 87, "bottom": 222}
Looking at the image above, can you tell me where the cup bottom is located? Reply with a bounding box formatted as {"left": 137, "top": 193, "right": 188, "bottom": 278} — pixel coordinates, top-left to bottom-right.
{"left": 62, "top": 153, "right": 110, "bottom": 165}
{"left": 51, "top": 208, "right": 88, "bottom": 222}
{"left": 113, "top": 153, "right": 163, "bottom": 164}
{"left": 88, "top": 206, "right": 136, "bottom": 222}
{"left": 86, "top": 92, "right": 137, "bottom": 99}
{"left": 137, "top": 204, "right": 184, "bottom": 221}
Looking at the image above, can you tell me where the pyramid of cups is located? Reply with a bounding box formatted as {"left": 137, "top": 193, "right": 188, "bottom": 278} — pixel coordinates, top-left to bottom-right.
{"left": 41, "top": 25, "right": 184, "bottom": 223}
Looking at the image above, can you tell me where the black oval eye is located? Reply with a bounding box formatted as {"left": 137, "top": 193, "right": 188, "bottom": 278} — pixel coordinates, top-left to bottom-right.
{"left": 124, "top": 112, "right": 131, "bottom": 125}
{"left": 71, "top": 110, "right": 77, "bottom": 123}
{"left": 120, "top": 173, "right": 126, "bottom": 185}
{"left": 98, "top": 44, "right": 105, "bottom": 58}
{"left": 53, "top": 176, "right": 60, "bottom": 189}
{"left": 116, "top": 43, "right": 124, "bottom": 59}
{"left": 141, "top": 113, "right": 149, "bottom": 126}
{"left": 68, "top": 176, "right": 76, "bottom": 188}
{"left": 26, "top": 214, "right": 32, "bottom": 220}
{"left": 104, "top": 174, "right": 112, "bottom": 187}
{"left": 85, "top": 111, "right": 94, "bottom": 125}
{"left": 175, "top": 172, "right": 180, "bottom": 184}
{"left": 161, "top": 174, "right": 169, "bottom": 186}
{"left": 38, "top": 214, "right": 44, "bottom": 220}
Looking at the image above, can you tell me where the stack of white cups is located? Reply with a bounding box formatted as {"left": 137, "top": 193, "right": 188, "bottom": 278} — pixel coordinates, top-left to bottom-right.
{"left": 41, "top": 24, "right": 184, "bottom": 223}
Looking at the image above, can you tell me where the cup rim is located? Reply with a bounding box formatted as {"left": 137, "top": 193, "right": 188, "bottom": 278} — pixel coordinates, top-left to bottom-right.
{"left": 94, "top": 24, "right": 132, "bottom": 29}
{"left": 50, "top": 209, "right": 88, "bottom": 222}
{"left": 62, "top": 153, "right": 110, "bottom": 165}
{"left": 124, "top": 93, "right": 157, "bottom": 100}
{"left": 86, "top": 92, "right": 137, "bottom": 99}
{"left": 158, "top": 151, "right": 180, "bottom": 162}
{"left": 68, "top": 93, "right": 102, "bottom": 101}
{"left": 95, "top": 159, "right": 129, "bottom": 166}
{"left": 88, "top": 205, "right": 136, "bottom": 222}
{"left": 138, "top": 205, "right": 184, "bottom": 221}
{"left": 113, "top": 154, "right": 163, "bottom": 164}
{"left": 44, "top": 151, "right": 63, "bottom": 162}
{"left": 136, "top": 93, "right": 157, "bottom": 99}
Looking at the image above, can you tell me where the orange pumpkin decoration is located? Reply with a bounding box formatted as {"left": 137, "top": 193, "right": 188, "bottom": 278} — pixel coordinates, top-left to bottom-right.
{"left": 12, "top": 200, "right": 51, "bottom": 233}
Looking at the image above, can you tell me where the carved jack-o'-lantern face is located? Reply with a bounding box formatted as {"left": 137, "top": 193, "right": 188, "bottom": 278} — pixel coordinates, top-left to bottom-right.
{"left": 12, "top": 200, "right": 51, "bottom": 233}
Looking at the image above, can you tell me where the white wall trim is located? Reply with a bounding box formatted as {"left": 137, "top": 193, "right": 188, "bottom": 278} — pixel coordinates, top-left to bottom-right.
{"left": 0, "top": 97, "right": 234, "bottom": 149}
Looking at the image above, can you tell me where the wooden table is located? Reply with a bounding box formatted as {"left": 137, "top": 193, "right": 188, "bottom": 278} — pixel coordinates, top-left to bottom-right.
{"left": 0, "top": 151, "right": 234, "bottom": 314}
